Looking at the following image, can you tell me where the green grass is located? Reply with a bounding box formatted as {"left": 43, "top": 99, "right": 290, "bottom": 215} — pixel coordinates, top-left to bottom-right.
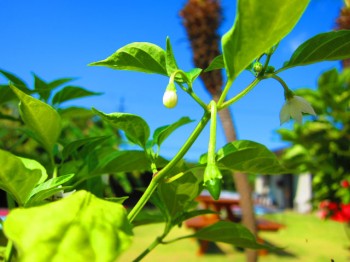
{"left": 119, "top": 211, "right": 350, "bottom": 262}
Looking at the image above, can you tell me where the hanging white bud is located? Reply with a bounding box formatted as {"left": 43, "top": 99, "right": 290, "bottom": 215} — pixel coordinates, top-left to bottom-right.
{"left": 279, "top": 96, "right": 316, "bottom": 125}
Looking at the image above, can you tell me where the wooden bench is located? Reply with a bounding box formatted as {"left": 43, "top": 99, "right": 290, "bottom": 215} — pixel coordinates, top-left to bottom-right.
{"left": 185, "top": 215, "right": 285, "bottom": 255}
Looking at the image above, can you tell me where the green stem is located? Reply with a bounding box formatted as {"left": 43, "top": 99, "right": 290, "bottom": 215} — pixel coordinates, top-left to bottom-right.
{"left": 264, "top": 74, "right": 293, "bottom": 98}
{"left": 207, "top": 101, "right": 217, "bottom": 165}
{"left": 217, "top": 78, "right": 234, "bottom": 107}
{"left": 4, "top": 240, "right": 14, "bottom": 262}
{"left": 178, "top": 82, "right": 207, "bottom": 110}
{"left": 218, "top": 77, "right": 261, "bottom": 110}
{"left": 127, "top": 112, "right": 211, "bottom": 222}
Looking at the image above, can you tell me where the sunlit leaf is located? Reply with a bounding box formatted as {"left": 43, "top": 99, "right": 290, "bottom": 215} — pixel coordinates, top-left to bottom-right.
{"left": 92, "top": 108, "right": 149, "bottom": 148}
{"left": 0, "top": 149, "right": 42, "bottom": 206}
{"left": 4, "top": 190, "right": 133, "bottom": 262}
{"left": 153, "top": 117, "right": 194, "bottom": 147}
{"left": 222, "top": 0, "right": 309, "bottom": 81}
{"left": 204, "top": 55, "right": 224, "bottom": 72}
{"left": 165, "top": 36, "right": 178, "bottom": 75}
{"left": 216, "top": 140, "right": 288, "bottom": 174}
{"left": 89, "top": 42, "right": 167, "bottom": 76}
{"left": 280, "top": 30, "right": 350, "bottom": 71}
{"left": 10, "top": 84, "right": 62, "bottom": 155}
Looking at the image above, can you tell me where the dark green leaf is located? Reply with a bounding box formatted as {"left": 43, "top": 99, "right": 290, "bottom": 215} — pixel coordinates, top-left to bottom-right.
{"left": 216, "top": 140, "right": 288, "bottom": 174}
{"left": 222, "top": 0, "right": 309, "bottom": 80}
{"left": 153, "top": 117, "right": 194, "bottom": 147}
{"left": 89, "top": 42, "right": 167, "bottom": 76}
{"left": 105, "top": 196, "right": 129, "bottom": 204}
{"left": 92, "top": 108, "right": 149, "bottom": 148}
{"left": 52, "top": 86, "right": 102, "bottom": 106}
{"left": 4, "top": 190, "right": 133, "bottom": 262}
{"left": 132, "top": 209, "right": 165, "bottom": 227}
{"left": 62, "top": 136, "right": 111, "bottom": 160}
{"left": 280, "top": 30, "right": 350, "bottom": 71}
{"left": 0, "top": 84, "right": 17, "bottom": 104}
{"left": 0, "top": 149, "right": 42, "bottom": 206}
{"left": 33, "top": 73, "right": 51, "bottom": 102}
{"left": 165, "top": 36, "right": 178, "bottom": 75}
{"left": 190, "top": 221, "right": 267, "bottom": 249}
{"left": 204, "top": 55, "right": 224, "bottom": 72}
{"left": 10, "top": 84, "right": 62, "bottom": 155}
{"left": 48, "top": 77, "right": 76, "bottom": 89}
{"left": 0, "top": 69, "right": 30, "bottom": 93}
{"left": 94, "top": 150, "right": 151, "bottom": 174}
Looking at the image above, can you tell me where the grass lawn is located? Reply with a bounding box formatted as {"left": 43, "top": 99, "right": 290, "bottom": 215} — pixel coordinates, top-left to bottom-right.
{"left": 119, "top": 211, "right": 350, "bottom": 262}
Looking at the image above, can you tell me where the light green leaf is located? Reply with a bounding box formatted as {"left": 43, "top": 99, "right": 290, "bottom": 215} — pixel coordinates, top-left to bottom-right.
{"left": 165, "top": 36, "right": 178, "bottom": 75}
{"left": 222, "top": 0, "right": 309, "bottom": 81}
{"left": 174, "top": 68, "right": 203, "bottom": 84}
{"left": 153, "top": 117, "right": 194, "bottom": 147}
{"left": 4, "top": 190, "right": 133, "bottom": 262}
{"left": 52, "top": 86, "right": 102, "bottom": 106}
{"left": 216, "top": 140, "right": 288, "bottom": 174}
{"left": 204, "top": 55, "right": 224, "bottom": 72}
{"left": 18, "top": 157, "right": 48, "bottom": 185}
{"left": 10, "top": 84, "right": 62, "bottom": 155}
{"left": 0, "top": 149, "right": 42, "bottom": 206}
{"left": 92, "top": 108, "right": 149, "bottom": 148}
{"left": 279, "top": 30, "right": 350, "bottom": 72}
{"left": 89, "top": 42, "right": 167, "bottom": 75}
{"left": 190, "top": 221, "right": 267, "bottom": 249}
{"left": 28, "top": 173, "right": 75, "bottom": 203}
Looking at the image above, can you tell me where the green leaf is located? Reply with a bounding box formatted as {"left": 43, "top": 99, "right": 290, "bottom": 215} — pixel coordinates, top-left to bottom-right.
{"left": 62, "top": 135, "right": 111, "bottom": 160}
{"left": 94, "top": 150, "right": 151, "bottom": 174}
{"left": 10, "top": 84, "right": 62, "bottom": 155}
{"left": 4, "top": 190, "right": 133, "bottom": 262}
{"left": 222, "top": 0, "right": 309, "bottom": 81}
{"left": 58, "top": 106, "right": 95, "bottom": 119}
{"left": 89, "top": 42, "right": 167, "bottom": 76}
{"left": 92, "top": 108, "right": 149, "bottom": 148}
{"left": 28, "top": 174, "right": 75, "bottom": 202}
{"left": 33, "top": 73, "right": 51, "bottom": 102}
{"left": 0, "top": 84, "right": 17, "bottom": 104}
{"left": 0, "top": 69, "right": 30, "bottom": 93}
{"left": 204, "top": 55, "right": 224, "bottom": 72}
{"left": 280, "top": 30, "right": 350, "bottom": 71}
{"left": 153, "top": 117, "right": 194, "bottom": 147}
{"left": 18, "top": 157, "right": 48, "bottom": 185}
{"left": 165, "top": 36, "right": 178, "bottom": 75}
{"left": 52, "top": 86, "right": 102, "bottom": 106}
{"left": 190, "top": 221, "right": 267, "bottom": 249}
{"left": 48, "top": 77, "right": 76, "bottom": 89}
{"left": 158, "top": 171, "right": 203, "bottom": 219}
{"left": 216, "top": 140, "right": 288, "bottom": 174}
{"left": 0, "top": 149, "right": 42, "bottom": 206}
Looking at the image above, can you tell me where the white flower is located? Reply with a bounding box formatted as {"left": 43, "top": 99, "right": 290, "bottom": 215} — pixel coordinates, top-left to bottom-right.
{"left": 279, "top": 96, "right": 316, "bottom": 125}
{"left": 163, "top": 89, "right": 178, "bottom": 108}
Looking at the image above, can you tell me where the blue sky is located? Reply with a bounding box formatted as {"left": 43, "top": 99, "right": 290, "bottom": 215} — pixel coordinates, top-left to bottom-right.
{"left": 0, "top": 0, "right": 344, "bottom": 161}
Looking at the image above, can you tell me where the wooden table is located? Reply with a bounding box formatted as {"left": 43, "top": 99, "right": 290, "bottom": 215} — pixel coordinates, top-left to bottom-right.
{"left": 196, "top": 194, "right": 241, "bottom": 222}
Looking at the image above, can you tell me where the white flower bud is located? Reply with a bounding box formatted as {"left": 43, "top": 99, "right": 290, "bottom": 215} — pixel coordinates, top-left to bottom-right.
{"left": 163, "top": 89, "right": 178, "bottom": 108}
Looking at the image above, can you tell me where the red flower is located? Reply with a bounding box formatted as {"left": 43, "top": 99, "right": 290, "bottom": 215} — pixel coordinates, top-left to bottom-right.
{"left": 341, "top": 180, "right": 350, "bottom": 188}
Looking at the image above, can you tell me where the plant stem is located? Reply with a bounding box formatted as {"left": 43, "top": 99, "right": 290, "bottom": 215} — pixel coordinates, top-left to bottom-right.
{"left": 218, "top": 77, "right": 261, "bottom": 110}
{"left": 4, "top": 240, "right": 14, "bottom": 262}
{"left": 127, "top": 112, "right": 210, "bottom": 222}
{"left": 217, "top": 78, "right": 233, "bottom": 107}
{"left": 207, "top": 101, "right": 217, "bottom": 165}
